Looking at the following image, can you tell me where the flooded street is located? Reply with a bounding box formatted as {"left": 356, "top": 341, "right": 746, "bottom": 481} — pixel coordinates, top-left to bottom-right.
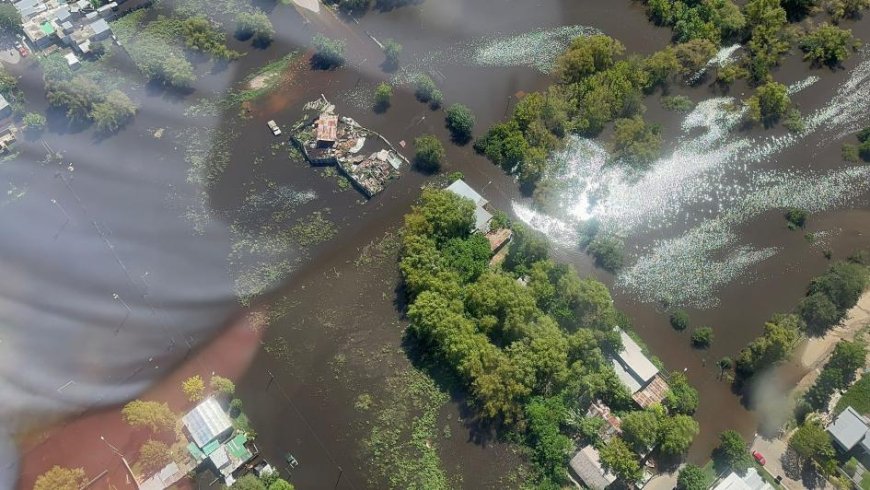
{"left": 8, "top": 0, "right": 870, "bottom": 487}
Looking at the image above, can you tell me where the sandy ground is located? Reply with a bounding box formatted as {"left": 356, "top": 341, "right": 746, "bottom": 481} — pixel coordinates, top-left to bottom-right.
{"left": 794, "top": 291, "right": 870, "bottom": 394}
{"left": 293, "top": 0, "right": 320, "bottom": 13}
{"left": 750, "top": 291, "right": 870, "bottom": 490}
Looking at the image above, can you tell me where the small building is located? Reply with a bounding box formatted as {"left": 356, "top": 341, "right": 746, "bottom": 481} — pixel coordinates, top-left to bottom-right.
{"left": 611, "top": 328, "right": 670, "bottom": 408}
{"left": 182, "top": 397, "right": 233, "bottom": 448}
{"left": 586, "top": 400, "right": 622, "bottom": 441}
{"left": 711, "top": 468, "right": 772, "bottom": 490}
{"left": 0, "top": 95, "right": 12, "bottom": 119}
{"left": 316, "top": 114, "right": 338, "bottom": 147}
{"left": 89, "top": 18, "right": 111, "bottom": 40}
{"left": 0, "top": 127, "right": 17, "bottom": 154}
{"left": 64, "top": 52, "right": 81, "bottom": 69}
{"left": 569, "top": 445, "right": 617, "bottom": 490}
{"left": 827, "top": 406, "right": 870, "bottom": 453}
{"left": 446, "top": 179, "right": 492, "bottom": 233}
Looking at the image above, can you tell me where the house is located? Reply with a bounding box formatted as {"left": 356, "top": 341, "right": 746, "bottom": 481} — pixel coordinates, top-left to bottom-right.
{"left": 316, "top": 114, "right": 338, "bottom": 147}
{"left": 569, "top": 445, "right": 617, "bottom": 490}
{"left": 89, "top": 18, "right": 111, "bottom": 40}
{"left": 446, "top": 179, "right": 493, "bottom": 233}
{"left": 611, "top": 328, "right": 670, "bottom": 408}
{"left": 182, "top": 397, "right": 233, "bottom": 448}
{"left": 827, "top": 406, "right": 870, "bottom": 453}
{"left": 64, "top": 52, "right": 81, "bottom": 69}
{"left": 0, "top": 127, "right": 16, "bottom": 154}
{"left": 0, "top": 95, "right": 11, "bottom": 119}
{"left": 586, "top": 400, "right": 622, "bottom": 441}
{"left": 711, "top": 468, "right": 772, "bottom": 490}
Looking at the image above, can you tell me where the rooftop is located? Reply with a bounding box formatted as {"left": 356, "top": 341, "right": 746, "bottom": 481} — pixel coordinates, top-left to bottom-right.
{"left": 712, "top": 468, "right": 772, "bottom": 490}
{"left": 182, "top": 397, "right": 233, "bottom": 448}
{"left": 632, "top": 373, "right": 669, "bottom": 408}
{"left": 569, "top": 445, "right": 617, "bottom": 490}
{"left": 316, "top": 114, "right": 338, "bottom": 143}
{"left": 828, "top": 406, "right": 870, "bottom": 451}
{"left": 446, "top": 179, "right": 487, "bottom": 207}
{"left": 612, "top": 328, "right": 659, "bottom": 395}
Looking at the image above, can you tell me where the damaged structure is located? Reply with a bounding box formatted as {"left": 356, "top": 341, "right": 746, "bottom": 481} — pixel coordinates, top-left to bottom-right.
{"left": 292, "top": 109, "right": 405, "bottom": 198}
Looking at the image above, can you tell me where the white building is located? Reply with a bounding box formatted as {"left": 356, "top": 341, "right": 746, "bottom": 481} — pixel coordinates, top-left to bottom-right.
{"left": 611, "top": 328, "right": 670, "bottom": 408}
{"left": 569, "top": 445, "right": 617, "bottom": 490}
{"left": 827, "top": 406, "right": 870, "bottom": 453}
{"left": 446, "top": 179, "right": 492, "bottom": 233}
{"left": 711, "top": 468, "right": 773, "bottom": 490}
{"left": 182, "top": 397, "right": 233, "bottom": 448}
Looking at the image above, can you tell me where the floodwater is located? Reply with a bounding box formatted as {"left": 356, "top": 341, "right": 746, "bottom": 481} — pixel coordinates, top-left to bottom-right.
{"left": 9, "top": 0, "right": 870, "bottom": 488}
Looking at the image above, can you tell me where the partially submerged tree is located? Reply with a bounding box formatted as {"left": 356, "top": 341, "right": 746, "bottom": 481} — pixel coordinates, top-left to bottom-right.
{"left": 800, "top": 23, "right": 856, "bottom": 67}
{"left": 382, "top": 38, "right": 402, "bottom": 69}
{"left": 33, "top": 466, "right": 88, "bottom": 490}
{"left": 312, "top": 34, "right": 345, "bottom": 69}
{"left": 138, "top": 439, "right": 172, "bottom": 475}
{"left": 121, "top": 400, "right": 175, "bottom": 432}
{"left": 413, "top": 135, "right": 445, "bottom": 173}
{"left": 746, "top": 81, "right": 791, "bottom": 127}
{"left": 182, "top": 375, "right": 205, "bottom": 402}
{"left": 445, "top": 103, "right": 475, "bottom": 143}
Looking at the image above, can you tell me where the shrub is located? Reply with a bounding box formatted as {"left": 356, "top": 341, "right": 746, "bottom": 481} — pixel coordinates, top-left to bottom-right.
{"left": 374, "top": 82, "right": 392, "bottom": 110}
{"left": 746, "top": 81, "right": 791, "bottom": 127}
{"left": 382, "top": 39, "right": 401, "bottom": 68}
{"left": 785, "top": 208, "right": 807, "bottom": 229}
{"left": 445, "top": 103, "right": 475, "bottom": 142}
{"left": 800, "top": 23, "right": 855, "bottom": 66}
{"left": 587, "top": 236, "right": 625, "bottom": 272}
{"left": 414, "top": 135, "right": 444, "bottom": 173}
{"left": 230, "top": 398, "right": 243, "bottom": 417}
{"left": 22, "top": 112, "right": 46, "bottom": 131}
{"left": 670, "top": 309, "right": 690, "bottom": 331}
{"left": 414, "top": 75, "right": 437, "bottom": 102}
{"left": 691, "top": 326, "right": 713, "bottom": 348}
{"left": 661, "top": 95, "right": 694, "bottom": 112}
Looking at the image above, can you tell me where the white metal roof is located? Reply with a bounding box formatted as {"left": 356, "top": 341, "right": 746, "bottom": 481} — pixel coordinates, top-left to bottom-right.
{"left": 182, "top": 397, "right": 233, "bottom": 448}
{"left": 712, "top": 469, "right": 772, "bottom": 490}
{"left": 616, "top": 329, "right": 659, "bottom": 384}
{"left": 611, "top": 357, "right": 643, "bottom": 393}
{"left": 209, "top": 445, "right": 230, "bottom": 469}
{"left": 446, "top": 179, "right": 487, "bottom": 207}
{"left": 828, "top": 406, "right": 869, "bottom": 451}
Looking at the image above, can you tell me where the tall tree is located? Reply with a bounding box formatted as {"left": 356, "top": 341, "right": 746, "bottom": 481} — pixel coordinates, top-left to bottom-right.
{"left": 677, "top": 464, "right": 711, "bottom": 490}
{"left": 599, "top": 437, "right": 642, "bottom": 483}
{"left": 714, "top": 430, "right": 752, "bottom": 473}
{"left": 33, "top": 466, "right": 88, "bottom": 490}
{"left": 121, "top": 400, "right": 175, "bottom": 432}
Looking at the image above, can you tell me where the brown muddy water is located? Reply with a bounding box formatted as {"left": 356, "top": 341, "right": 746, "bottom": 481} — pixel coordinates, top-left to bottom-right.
{"left": 9, "top": 0, "right": 870, "bottom": 488}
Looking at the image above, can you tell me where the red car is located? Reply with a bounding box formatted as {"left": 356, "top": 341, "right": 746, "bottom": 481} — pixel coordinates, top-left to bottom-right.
{"left": 752, "top": 450, "right": 766, "bottom": 466}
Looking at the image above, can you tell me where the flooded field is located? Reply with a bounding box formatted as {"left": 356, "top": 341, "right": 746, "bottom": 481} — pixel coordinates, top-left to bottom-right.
{"left": 8, "top": 0, "right": 870, "bottom": 487}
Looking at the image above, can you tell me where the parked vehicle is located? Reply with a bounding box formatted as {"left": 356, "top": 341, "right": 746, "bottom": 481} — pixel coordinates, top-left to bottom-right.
{"left": 752, "top": 450, "right": 766, "bottom": 466}
{"left": 267, "top": 120, "right": 282, "bottom": 136}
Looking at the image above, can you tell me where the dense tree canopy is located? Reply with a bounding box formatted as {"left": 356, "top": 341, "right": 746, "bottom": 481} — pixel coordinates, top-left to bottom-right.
{"left": 235, "top": 11, "right": 275, "bottom": 46}
{"left": 735, "top": 313, "right": 802, "bottom": 379}
{"left": 0, "top": 3, "right": 22, "bottom": 32}
{"left": 413, "top": 135, "right": 445, "bottom": 173}
{"left": 611, "top": 116, "right": 663, "bottom": 168}
{"left": 182, "top": 17, "right": 238, "bottom": 59}
{"left": 231, "top": 474, "right": 267, "bottom": 490}
{"left": 138, "top": 439, "right": 172, "bottom": 475}
{"left": 804, "top": 340, "right": 866, "bottom": 409}
{"left": 746, "top": 81, "right": 791, "bottom": 126}
{"left": 714, "top": 430, "right": 752, "bottom": 474}
{"left": 91, "top": 90, "right": 137, "bottom": 133}
{"left": 382, "top": 38, "right": 402, "bottom": 68}
{"left": 664, "top": 371, "right": 700, "bottom": 415}
{"left": 658, "top": 414, "right": 700, "bottom": 455}
{"left": 677, "top": 464, "right": 711, "bottom": 490}
{"left": 446, "top": 104, "right": 476, "bottom": 142}
{"left": 800, "top": 24, "right": 855, "bottom": 66}
{"left": 555, "top": 34, "right": 625, "bottom": 84}
{"left": 789, "top": 419, "right": 835, "bottom": 464}
{"left": 312, "top": 34, "right": 345, "bottom": 69}
{"left": 122, "top": 399, "right": 175, "bottom": 432}
{"left": 599, "top": 437, "right": 642, "bottom": 483}
{"left": 621, "top": 409, "right": 661, "bottom": 451}
{"left": 33, "top": 466, "right": 88, "bottom": 490}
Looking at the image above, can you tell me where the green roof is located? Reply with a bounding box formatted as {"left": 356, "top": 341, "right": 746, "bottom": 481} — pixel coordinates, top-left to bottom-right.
{"left": 40, "top": 22, "right": 55, "bottom": 35}
{"left": 186, "top": 441, "right": 206, "bottom": 462}
{"left": 226, "top": 433, "right": 252, "bottom": 460}
{"left": 202, "top": 438, "right": 221, "bottom": 455}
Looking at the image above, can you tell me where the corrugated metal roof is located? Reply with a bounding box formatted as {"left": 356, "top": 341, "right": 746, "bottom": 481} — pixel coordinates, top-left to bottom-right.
{"left": 316, "top": 114, "right": 338, "bottom": 142}
{"left": 712, "top": 469, "right": 772, "bottom": 490}
{"left": 616, "top": 329, "right": 659, "bottom": 384}
{"left": 827, "top": 406, "right": 869, "bottom": 450}
{"left": 446, "top": 179, "right": 487, "bottom": 207}
{"left": 209, "top": 445, "right": 230, "bottom": 469}
{"left": 569, "top": 445, "right": 616, "bottom": 490}
{"left": 182, "top": 397, "right": 233, "bottom": 448}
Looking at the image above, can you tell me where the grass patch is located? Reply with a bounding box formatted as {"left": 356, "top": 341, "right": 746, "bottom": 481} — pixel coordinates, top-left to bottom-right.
{"left": 861, "top": 471, "right": 870, "bottom": 490}
{"left": 835, "top": 374, "right": 870, "bottom": 416}
{"left": 661, "top": 95, "right": 694, "bottom": 112}
{"left": 226, "top": 53, "right": 299, "bottom": 106}
{"left": 362, "top": 369, "right": 453, "bottom": 490}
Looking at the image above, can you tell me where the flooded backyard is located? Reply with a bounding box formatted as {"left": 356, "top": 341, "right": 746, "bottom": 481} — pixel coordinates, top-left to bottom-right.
{"left": 8, "top": 0, "right": 870, "bottom": 487}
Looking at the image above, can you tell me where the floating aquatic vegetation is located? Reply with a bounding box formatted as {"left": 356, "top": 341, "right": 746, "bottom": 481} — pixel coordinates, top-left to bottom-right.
{"left": 471, "top": 25, "right": 601, "bottom": 73}
{"left": 514, "top": 48, "right": 870, "bottom": 307}
{"left": 392, "top": 24, "right": 599, "bottom": 85}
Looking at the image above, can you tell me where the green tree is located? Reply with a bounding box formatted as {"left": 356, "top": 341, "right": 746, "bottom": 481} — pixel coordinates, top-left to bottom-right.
{"left": 691, "top": 326, "right": 713, "bottom": 348}
{"left": 800, "top": 24, "right": 855, "bottom": 67}
{"left": 735, "top": 314, "right": 802, "bottom": 378}
{"left": 658, "top": 414, "right": 700, "bottom": 455}
{"left": 789, "top": 419, "right": 835, "bottom": 464}
{"left": 210, "top": 375, "right": 235, "bottom": 396}
{"left": 525, "top": 397, "right": 572, "bottom": 484}
{"left": 229, "top": 398, "right": 243, "bottom": 417}
{"left": 664, "top": 372, "right": 700, "bottom": 415}
{"left": 404, "top": 188, "right": 475, "bottom": 243}
{"left": 231, "top": 474, "right": 267, "bottom": 490}
{"left": 182, "top": 375, "right": 205, "bottom": 402}
{"left": 382, "top": 38, "right": 402, "bottom": 68}
{"left": 643, "top": 47, "right": 681, "bottom": 91}
{"left": 826, "top": 0, "right": 870, "bottom": 22}
{"left": 312, "top": 34, "right": 345, "bottom": 69}
{"left": 138, "top": 439, "right": 172, "bottom": 475}
{"left": 443, "top": 234, "right": 492, "bottom": 283}
{"left": 621, "top": 410, "right": 661, "bottom": 451}
{"left": 23, "top": 112, "right": 47, "bottom": 131}
{"left": 587, "top": 235, "right": 625, "bottom": 272}
{"left": 0, "top": 3, "right": 22, "bottom": 33}
{"left": 414, "top": 74, "right": 437, "bottom": 102}
{"left": 91, "top": 90, "right": 137, "bottom": 133}
{"left": 121, "top": 399, "right": 175, "bottom": 432}
{"left": 33, "top": 466, "right": 88, "bottom": 490}
{"left": 798, "top": 292, "right": 839, "bottom": 335}
{"left": 599, "top": 437, "right": 642, "bottom": 483}
{"left": 670, "top": 309, "right": 690, "bottom": 331}
{"left": 182, "top": 17, "right": 238, "bottom": 59}
{"left": 504, "top": 223, "right": 549, "bottom": 274}
{"left": 268, "top": 480, "right": 295, "bottom": 490}
{"left": 611, "top": 115, "right": 662, "bottom": 167}
{"left": 374, "top": 82, "right": 392, "bottom": 111}
{"left": 714, "top": 430, "right": 752, "bottom": 473}
{"left": 785, "top": 208, "right": 808, "bottom": 229}
{"left": 677, "top": 464, "right": 710, "bottom": 490}
{"left": 445, "top": 103, "right": 475, "bottom": 142}
{"left": 414, "top": 135, "right": 445, "bottom": 173}
{"left": 235, "top": 11, "right": 275, "bottom": 45}
{"left": 809, "top": 261, "right": 869, "bottom": 314}
{"left": 746, "top": 81, "right": 790, "bottom": 126}
{"left": 46, "top": 76, "right": 102, "bottom": 122}
{"left": 338, "top": 0, "right": 369, "bottom": 12}
{"left": 674, "top": 39, "right": 718, "bottom": 76}
{"left": 555, "top": 34, "right": 625, "bottom": 84}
